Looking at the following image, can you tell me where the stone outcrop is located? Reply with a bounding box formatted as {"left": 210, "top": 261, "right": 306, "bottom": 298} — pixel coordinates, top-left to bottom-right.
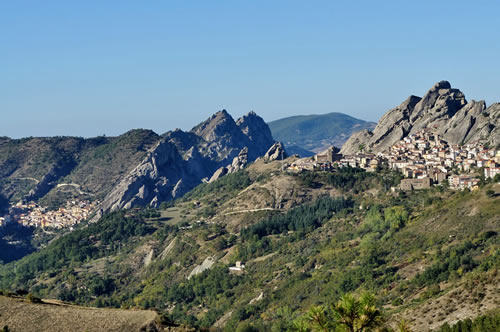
{"left": 341, "top": 81, "right": 500, "bottom": 154}
{"left": 98, "top": 110, "right": 277, "bottom": 214}
{"left": 263, "top": 142, "right": 288, "bottom": 161}
{"left": 209, "top": 147, "right": 249, "bottom": 183}
{"left": 98, "top": 139, "right": 193, "bottom": 213}
{"left": 236, "top": 111, "right": 275, "bottom": 160}
{"left": 208, "top": 167, "right": 229, "bottom": 183}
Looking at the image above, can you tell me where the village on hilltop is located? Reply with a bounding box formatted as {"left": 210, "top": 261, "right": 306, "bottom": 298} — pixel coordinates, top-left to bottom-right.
{"left": 0, "top": 200, "right": 98, "bottom": 229}
{"left": 288, "top": 128, "right": 500, "bottom": 191}
{"left": 2, "top": 129, "right": 500, "bottom": 230}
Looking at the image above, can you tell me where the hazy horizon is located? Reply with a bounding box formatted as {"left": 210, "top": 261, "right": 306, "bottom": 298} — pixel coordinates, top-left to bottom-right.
{"left": 2, "top": 1, "right": 500, "bottom": 138}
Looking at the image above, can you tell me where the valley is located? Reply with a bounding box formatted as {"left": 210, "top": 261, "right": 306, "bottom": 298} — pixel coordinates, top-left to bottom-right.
{"left": 0, "top": 157, "right": 498, "bottom": 331}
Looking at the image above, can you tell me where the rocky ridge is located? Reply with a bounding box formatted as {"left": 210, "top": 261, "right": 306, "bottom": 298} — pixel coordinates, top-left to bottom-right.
{"left": 97, "top": 110, "right": 277, "bottom": 214}
{"left": 341, "top": 81, "right": 500, "bottom": 154}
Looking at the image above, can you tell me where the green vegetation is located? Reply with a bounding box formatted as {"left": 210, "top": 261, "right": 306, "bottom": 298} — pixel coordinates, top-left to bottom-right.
{"left": 182, "top": 170, "right": 253, "bottom": 201}
{"left": 0, "top": 223, "right": 36, "bottom": 264}
{"left": 0, "top": 209, "right": 156, "bottom": 290}
{"left": 0, "top": 129, "right": 160, "bottom": 205}
{"left": 0, "top": 162, "right": 498, "bottom": 331}
{"left": 296, "top": 167, "right": 401, "bottom": 193}
{"left": 290, "top": 293, "right": 383, "bottom": 332}
{"left": 435, "top": 311, "right": 500, "bottom": 332}
{"left": 242, "top": 196, "right": 353, "bottom": 240}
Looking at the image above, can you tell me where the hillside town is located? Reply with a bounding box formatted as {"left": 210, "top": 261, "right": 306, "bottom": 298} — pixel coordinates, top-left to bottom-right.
{"left": 288, "top": 128, "right": 500, "bottom": 191}
{"left": 0, "top": 200, "right": 98, "bottom": 229}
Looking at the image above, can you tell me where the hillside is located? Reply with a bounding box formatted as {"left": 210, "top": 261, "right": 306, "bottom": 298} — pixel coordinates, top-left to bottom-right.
{"left": 0, "top": 110, "right": 276, "bottom": 214}
{"left": 0, "top": 130, "right": 161, "bottom": 208}
{"left": 341, "top": 81, "right": 500, "bottom": 154}
{"left": 0, "top": 158, "right": 498, "bottom": 331}
{"left": 268, "top": 112, "right": 376, "bottom": 154}
{"left": 0, "top": 295, "right": 160, "bottom": 332}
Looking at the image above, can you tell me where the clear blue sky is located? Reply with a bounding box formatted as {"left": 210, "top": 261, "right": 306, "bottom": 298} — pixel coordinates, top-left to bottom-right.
{"left": 2, "top": 1, "right": 500, "bottom": 138}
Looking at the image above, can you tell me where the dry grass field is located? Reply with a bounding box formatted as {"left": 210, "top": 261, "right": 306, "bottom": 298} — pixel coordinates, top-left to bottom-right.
{"left": 0, "top": 296, "right": 159, "bottom": 332}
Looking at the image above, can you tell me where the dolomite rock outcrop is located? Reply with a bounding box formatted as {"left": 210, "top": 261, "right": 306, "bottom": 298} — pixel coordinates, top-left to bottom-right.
{"left": 341, "top": 81, "right": 500, "bottom": 154}
{"left": 98, "top": 110, "right": 277, "bottom": 214}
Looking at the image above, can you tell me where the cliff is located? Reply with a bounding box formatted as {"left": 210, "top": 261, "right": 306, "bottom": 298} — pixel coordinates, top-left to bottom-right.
{"left": 341, "top": 81, "right": 500, "bottom": 154}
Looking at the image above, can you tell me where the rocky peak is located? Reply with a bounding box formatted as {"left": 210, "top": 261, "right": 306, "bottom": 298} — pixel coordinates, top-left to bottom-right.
{"left": 98, "top": 109, "right": 278, "bottom": 213}
{"left": 191, "top": 109, "right": 243, "bottom": 143}
{"left": 341, "top": 81, "right": 499, "bottom": 154}
{"left": 236, "top": 111, "right": 274, "bottom": 160}
{"left": 410, "top": 80, "right": 467, "bottom": 126}
{"left": 236, "top": 111, "right": 272, "bottom": 140}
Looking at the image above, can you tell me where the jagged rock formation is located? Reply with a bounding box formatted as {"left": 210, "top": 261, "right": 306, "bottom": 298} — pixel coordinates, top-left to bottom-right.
{"left": 341, "top": 81, "right": 500, "bottom": 154}
{"left": 236, "top": 111, "right": 275, "bottom": 160}
{"left": 208, "top": 167, "right": 229, "bottom": 183}
{"left": 263, "top": 142, "right": 288, "bottom": 161}
{"left": 98, "top": 110, "right": 276, "bottom": 213}
{"left": 0, "top": 110, "right": 277, "bottom": 213}
{"left": 97, "top": 139, "right": 192, "bottom": 213}
{"left": 209, "top": 147, "right": 249, "bottom": 183}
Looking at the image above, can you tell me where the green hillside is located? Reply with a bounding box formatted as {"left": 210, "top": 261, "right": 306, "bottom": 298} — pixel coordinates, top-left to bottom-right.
{"left": 268, "top": 112, "right": 375, "bottom": 153}
{"left": 0, "top": 159, "right": 498, "bottom": 331}
{"left": 0, "top": 129, "right": 160, "bottom": 207}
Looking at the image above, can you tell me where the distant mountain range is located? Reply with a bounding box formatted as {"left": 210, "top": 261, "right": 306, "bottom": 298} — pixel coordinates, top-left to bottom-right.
{"left": 341, "top": 81, "right": 500, "bottom": 154}
{"left": 268, "top": 112, "right": 376, "bottom": 155}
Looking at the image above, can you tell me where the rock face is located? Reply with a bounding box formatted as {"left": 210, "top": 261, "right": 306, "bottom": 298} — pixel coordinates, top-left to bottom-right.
{"left": 208, "top": 148, "right": 248, "bottom": 183}
{"left": 263, "top": 142, "right": 288, "bottom": 161}
{"left": 97, "top": 139, "right": 192, "bottom": 212}
{"left": 341, "top": 81, "right": 500, "bottom": 154}
{"left": 98, "top": 110, "right": 276, "bottom": 213}
{"left": 236, "top": 111, "right": 275, "bottom": 160}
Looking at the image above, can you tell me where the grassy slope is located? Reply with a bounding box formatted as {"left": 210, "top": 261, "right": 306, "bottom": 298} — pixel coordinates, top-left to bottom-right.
{"left": 0, "top": 159, "right": 498, "bottom": 331}
{"left": 0, "top": 296, "right": 159, "bottom": 332}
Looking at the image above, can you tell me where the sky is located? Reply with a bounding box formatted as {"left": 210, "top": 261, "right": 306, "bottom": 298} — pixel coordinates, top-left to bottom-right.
{"left": 1, "top": 1, "right": 500, "bottom": 138}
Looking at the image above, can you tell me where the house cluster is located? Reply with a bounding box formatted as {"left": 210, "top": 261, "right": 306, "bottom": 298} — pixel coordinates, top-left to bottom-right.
{"left": 287, "top": 128, "right": 500, "bottom": 191}
{"left": 383, "top": 129, "right": 499, "bottom": 190}
{"left": 1, "top": 200, "right": 98, "bottom": 229}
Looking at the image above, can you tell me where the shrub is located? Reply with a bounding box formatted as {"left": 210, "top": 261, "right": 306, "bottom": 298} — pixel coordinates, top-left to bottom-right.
{"left": 26, "top": 293, "right": 42, "bottom": 303}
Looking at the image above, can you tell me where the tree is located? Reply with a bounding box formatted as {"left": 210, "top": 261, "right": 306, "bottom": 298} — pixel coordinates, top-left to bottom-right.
{"left": 236, "top": 321, "right": 260, "bottom": 332}
{"left": 304, "top": 305, "right": 331, "bottom": 332}
{"left": 294, "top": 293, "right": 383, "bottom": 332}
{"left": 332, "top": 293, "right": 383, "bottom": 332}
{"left": 494, "top": 173, "right": 500, "bottom": 183}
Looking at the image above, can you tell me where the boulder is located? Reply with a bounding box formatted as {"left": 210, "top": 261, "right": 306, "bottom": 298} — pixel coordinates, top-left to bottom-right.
{"left": 264, "top": 142, "right": 288, "bottom": 161}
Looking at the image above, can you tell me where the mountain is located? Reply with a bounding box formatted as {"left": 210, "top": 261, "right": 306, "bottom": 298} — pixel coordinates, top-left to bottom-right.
{"left": 0, "top": 158, "right": 498, "bottom": 330}
{"left": 0, "top": 130, "right": 161, "bottom": 209}
{"left": 97, "top": 110, "right": 276, "bottom": 214}
{"left": 268, "top": 112, "right": 376, "bottom": 154}
{"left": 0, "top": 110, "right": 276, "bottom": 213}
{"left": 341, "top": 81, "right": 500, "bottom": 154}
